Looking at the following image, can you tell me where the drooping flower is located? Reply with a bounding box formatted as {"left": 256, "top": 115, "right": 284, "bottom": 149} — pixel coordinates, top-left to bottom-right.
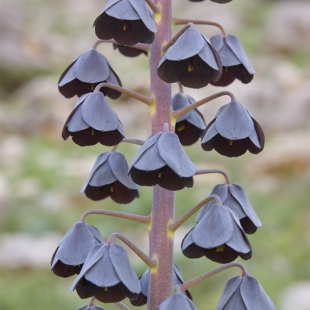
{"left": 129, "top": 131, "right": 196, "bottom": 191}
{"left": 81, "top": 151, "right": 139, "bottom": 204}
{"left": 181, "top": 204, "right": 252, "bottom": 263}
{"left": 94, "top": 0, "right": 157, "bottom": 46}
{"left": 210, "top": 35, "right": 254, "bottom": 86}
{"left": 201, "top": 100, "right": 265, "bottom": 157}
{"left": 77, "top": 305, "right": 105, "bottom": 310}
{"left": 157, "top": 27, "right": 222, "bottom": 88}
{"left": 113, "top": 44, "right": 148, "bottom": 57}
{"left": 172, "top": 92, "right": 206, "bottom": 146}
{"left": 216, "top": 275, "right": 276, "bottom": 310}
{"left": 71, "top": 243, "right": 140, "bottom": 303}
{"left": 62, "top": 92, "right": 125, "bottom": 147}
{"left": 196, "top": 183, "right": 262, "bottom": 234}
{"left": 58, "top": 48, "right": 122, "bottom": 99}
{"left": 157, "top": 292, "right": 197, "bottom": 310}
{"left": 51, "top": 221, "right": 103, "bottom": 278}
{"left": 130, "top": 263, "right": 192, "bottom": 306}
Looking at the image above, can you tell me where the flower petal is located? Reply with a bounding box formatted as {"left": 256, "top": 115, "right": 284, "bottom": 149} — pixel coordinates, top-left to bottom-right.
{"left": 215, "top": 101, "right": 254, "bottom": 140}
{"left": 196, "top": 183, "right": 229, "bottom": 222}
{"left": 81, "top": 92, "right": 120, "bottom": 131}
{"left": 110, "top": 244, "right": 141, "bottom": 294}
{"left": 225, "top": 35, "right": 255, "bottom": 74}
{"left": 240, "top": 275, "right": 276, "bottom": 310}
{"left": 229, "top": 184, "right": 262, "bottom": 227}
{"left": 164, "top": 28, "right": 205, "bottom": 61}
{"left": 158, "top": 132, "right": 196, "bottom": 177}
{"left": 109, "top": 151, "right": 139, "bottom": 189}
{"left": 216, "top": 276, "right": 243, "bottom": 310}
{"left": 74, "top": 49, "right": 110, "bottom": 83}
{"left": 192, "top": 204, "right": 234, "bottom": 248}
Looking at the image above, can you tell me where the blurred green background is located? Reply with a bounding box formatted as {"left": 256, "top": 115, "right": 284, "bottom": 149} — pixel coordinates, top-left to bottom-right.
{"left": 1, "top": 0, "right": 310, "bottom": 309}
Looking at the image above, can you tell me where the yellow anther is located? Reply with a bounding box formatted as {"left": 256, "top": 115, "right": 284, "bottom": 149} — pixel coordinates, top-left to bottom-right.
{"left": 90, "top": 83, "right": 94, "bottom": 91}
{"left": 216, "top": 244, "right": 226, "bottom": 252}
{"left": 224, "top": 67, "right": 228, "bottom": 72}
{"left": 188, "top": 64, "right": 194, "bottom": 72}
{"left": 91, "top": 128, "right": 95, "bottom": 136}
{"left": 177, "top": 124, "right": 186, "bottom": 132}
{"left": 229, "top": 140, "right": 233, "bottom": 146}
{"left": 123, "top": 23, "right": 127, "bottom": 31}
{"left": 158, "top": 172, "right": 162, "bottom": 178}
{"left": 109, "top": 186, "right": 114, "bottom": 193}
{"left": 104, "top": 287, "right": 108, "bottom": 292}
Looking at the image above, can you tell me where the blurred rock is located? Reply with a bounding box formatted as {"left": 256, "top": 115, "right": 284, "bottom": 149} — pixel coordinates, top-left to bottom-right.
{"left": 266, "top": 2, "right": 310, "bottom": 53}
{"left": 245, "top": 131, "right": 310, "bottom": 179}
{"left": 279, "top": 282, "right": 310, "bottom": 310}
{"left": 0, "top": 233, "right": 60, "bottom": 268}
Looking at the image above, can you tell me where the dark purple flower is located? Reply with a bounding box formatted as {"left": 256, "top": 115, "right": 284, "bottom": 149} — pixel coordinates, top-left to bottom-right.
{"left": 51, "top": 221, "right": 103, "bottom": 278}
{"left": 81, "top": 151, "right": 139, "bottom": 204}
{"left": 62, "top": 92, "right": 125, "bottom": 147}
{"left": 129, "top": 131, "right": 196, "bottom": 191}
{"left": 94, "top": 0, "right": 157, "bottom": 45}
{"left": 210, "top": 35, "right": 254, "bottom": 86}
{"left": 172, "top": 92, "right": 206, "bottom": 146}
{"left": 130, "top": 263, "right": 192, "bottom": 306}
{"left": 181, "top": 204, "right": 252, "bottom": 263}
{"left": 196, "top": 183, "right": 262, "bottom": 234}
{"left": 201, "top": 100, "right": 265, "bottom": 157}
{"left": 157, "top": 27, "right": 222, "bottom": 88}
{"left": 58, "top": 48, "right": 122, "bottom": 99}
{"left": 113, "top": 44, "right": 148, "bottom": 57}
{"left": 71, "top": 243, "right": 140, "bottom": 303}
{"left": 216, "top": 275, "right": 276, "bottom": 310}
{"left": 158, "top": 293, "right": 197, "bottom": 310}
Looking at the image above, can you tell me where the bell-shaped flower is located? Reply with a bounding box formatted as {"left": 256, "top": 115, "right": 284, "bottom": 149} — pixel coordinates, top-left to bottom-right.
{"left": 62, "top": 92, "right": 125, "bottom": 147}
{"left": 172, "top": 92, "right": 206, "bottom": 146}
{"left": 210, "top": 35, "right": 254, "bottom": 86}
{"left": 81, "top": 151, "right": 139, "bottom": 204}
{"left": 94, "top": 0, "right": 157, "bottom": 46}
{"left": 129, "top": 131, "right": 196, "bottom": 191}
{"left": 58, "top": 48, "right": 122, "bottom": 99}
{"left": 51, "top": 221, "right": 103, "bottom": 278}
{"left": 216, "top": 275, "right": 276, "bottom": 310}
{"left": 196, "top": 183, "right": 262, "bottom": 234}
{"left": 113, "top": 43, "right": 148, "bottom": 57}
{"left": 201, "top": 100, "right": 265, "bottom": 157}
{"left": 181, "top": 204, "right": 252, "bottom": 263}
{"left": 157, "top": 292, "right": 197, "bottom": 310}
{"left": 130, "top": 263, "right": 192, "bottom": 306}
{"left": 77, "top": 305, "right": 104, "bottom": 310}
{"left": 157, "top": 27, "right": 222, "bottom": 88}
{"left": 71, "top": 243, "right": 140, "bottom": 303}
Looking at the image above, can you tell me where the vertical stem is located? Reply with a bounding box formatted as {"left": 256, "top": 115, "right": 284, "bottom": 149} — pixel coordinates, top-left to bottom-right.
{"left": 148, "top": 1, "right": 174, "bottom": 310}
